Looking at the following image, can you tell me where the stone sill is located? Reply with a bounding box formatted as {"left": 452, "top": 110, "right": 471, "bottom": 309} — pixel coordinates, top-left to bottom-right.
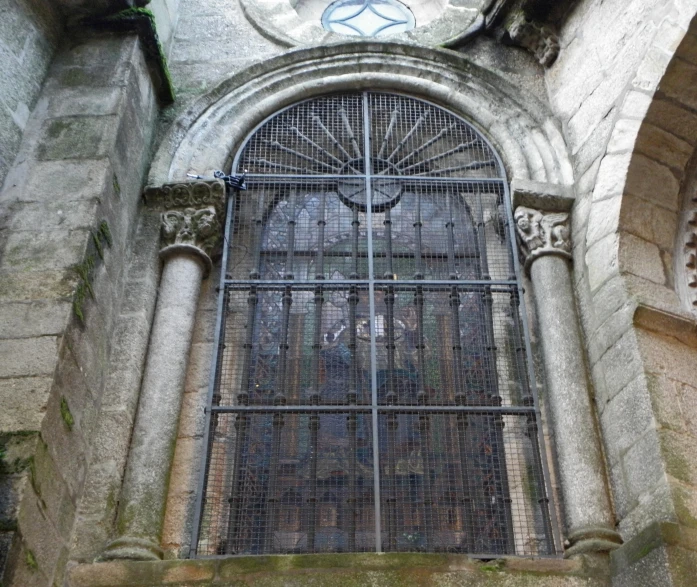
{"left": 66, "top": 552, "right": 604, "bottom": 586}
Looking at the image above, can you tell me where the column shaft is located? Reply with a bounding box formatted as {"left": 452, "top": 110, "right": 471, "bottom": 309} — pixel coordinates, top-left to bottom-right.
{"left": 515, "top": 204, "right": 621, "bottom": 557}
{"left": 104, "top": 254, "right": 205, "bottom": 560}
{"left": 530, "top": 256, "right": 621, "bottom": 556}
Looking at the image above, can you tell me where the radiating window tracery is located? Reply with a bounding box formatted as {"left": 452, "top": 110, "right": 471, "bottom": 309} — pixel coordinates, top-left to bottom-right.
{"left": 193, "top": 92, "right": 558, "bottom": 558}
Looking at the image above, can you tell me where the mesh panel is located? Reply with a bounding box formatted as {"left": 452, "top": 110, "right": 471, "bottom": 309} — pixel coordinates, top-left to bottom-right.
{"left": 195, "top": 92, "right": 557, "bottom": 558}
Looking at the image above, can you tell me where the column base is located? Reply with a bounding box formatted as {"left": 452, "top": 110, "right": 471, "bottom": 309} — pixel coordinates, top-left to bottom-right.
{"left": 100, "top": 536, "right": 164, "bottom": 561}
{"left": 564, "top": 526, "right": 623, "bottom": 558}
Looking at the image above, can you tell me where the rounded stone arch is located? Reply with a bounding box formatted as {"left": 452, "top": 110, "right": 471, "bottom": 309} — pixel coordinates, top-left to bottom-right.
{"left": 578, "top": 9, "right": 697, "bottom": 546}
{"left": 149, "top": 42, "right": 574, "bottom": 190}
{"left": 583, "top": 14, "right": 697, "bottom": 329}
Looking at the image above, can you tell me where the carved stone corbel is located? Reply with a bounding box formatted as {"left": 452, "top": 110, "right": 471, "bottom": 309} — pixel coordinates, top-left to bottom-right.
{"left": 505, "top": 11, "right": 560, "bottom": 67}
{"left": 483, "top": 1, "right": 562, "bottom": 67}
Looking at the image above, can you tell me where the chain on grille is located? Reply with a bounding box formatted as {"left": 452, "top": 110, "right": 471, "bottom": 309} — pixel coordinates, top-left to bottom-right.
{"left": 193, "top": 93, "right": 558, "bottom": 557}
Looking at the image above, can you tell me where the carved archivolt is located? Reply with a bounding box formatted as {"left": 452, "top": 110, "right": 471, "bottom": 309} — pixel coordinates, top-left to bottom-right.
{"left": 682, "top": 200, "right": 697, "bottom": 309}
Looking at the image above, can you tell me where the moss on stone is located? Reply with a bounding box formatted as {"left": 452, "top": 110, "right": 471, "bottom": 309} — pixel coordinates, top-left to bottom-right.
{"left": 60, "top": 397, "right": 74, "bottom": 431}
{"left": 25, "top": 548, "right": 38, "bottom": 571}
{"left": 112, "top": 173, "right": 121, "bottom": 197}
{"left": 99, "top": 220, "right": 113, "bottom": 247}
{"left": 84, "top": 8, "right": 175, "bottom": 104}
{"left": 0, "top": 432, "right": 39, "bottom": 475}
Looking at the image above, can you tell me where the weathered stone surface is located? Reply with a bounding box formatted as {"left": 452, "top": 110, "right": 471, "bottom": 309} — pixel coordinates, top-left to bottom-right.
{"left": 0, "top": 337, "right": 59, "bottom": 379}
{"left": 66, "top": 554, "right": 597, "bottom": 587}
{"left": 0, "top": 377, "right": 52, "bottom": 431}
{"left": 105, "top": 256, "right": 206, "bottom": 561}
{"left": 619, "top": 234, "right": 666, "bottom": 285}
{"left": 528, "top": 252, "right": 618, "bottom": 551}
{"left": 0, "top": 0, "right": 62, "bottom": 188}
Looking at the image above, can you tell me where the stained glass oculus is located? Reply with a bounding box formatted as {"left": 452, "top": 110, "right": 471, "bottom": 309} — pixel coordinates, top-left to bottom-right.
{"left": 193, "top": 93, "right": 559, "bottom": 558}
{"left": 322, "top": 0, "right": 415, "bottom": 37}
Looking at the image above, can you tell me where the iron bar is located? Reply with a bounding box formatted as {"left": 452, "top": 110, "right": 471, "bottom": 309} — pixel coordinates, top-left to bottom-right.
{"left": 392, "top": 122, "right": 456, "bottom": 168}
{"left": 223, "top": 280, "right": 518, "bottom": 288}
{"left": 224, "top": 190, "right": 265, "bottom": 551}
{"left": 258, "top": 250, "right": 480, "bottom": 260}
{"left": 376, "top": 109, "right": 400, "bottom": 159}
{"left": 386, "top": 110, "right": 429, "bottom": 162}
{"left": 242, "top": 174, "right": 505, "bottom": 184}
{"left": 339, "top": 107, "right": 362, "bottom": 159}
{"left": 312, "top": 112, "right": 353, "bottom": 161}
{"left": 414, "top": 160, "right": 497, "bottom": 176}
{"left": 263, "top": 189, "right": 297, "bottom": 552}
{"left": 288, "top": 126, "right": 346, "bottom": 166}
{"left": 210, "top": 405, "right": 538, "bottom": 414}
{"left": 306, "top": 193, "right": 326, "bottom": 550}
{"left": 364, "top": 92, "right": 384, "bottom": 553}
{"left": 263, "top": 139, "right": 341, "bottom": 172}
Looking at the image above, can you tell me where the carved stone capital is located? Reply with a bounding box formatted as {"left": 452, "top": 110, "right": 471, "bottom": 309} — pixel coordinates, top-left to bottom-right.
{"left": 514, "top": 206, "right": 571, "bottom": 271}
{"left": 144, "top": 180, "right": 226, "bottom": 275}
{"left": 505, "top": 11, "right": 560, "bottom": 67}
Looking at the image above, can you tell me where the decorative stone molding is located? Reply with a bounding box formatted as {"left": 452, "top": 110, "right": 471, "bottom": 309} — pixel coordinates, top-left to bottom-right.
{"left": 682, "top": 206, "right": 697, "bottom": 309}
{"left": 514, "top": 206, "right": 571, "bottom": 271}
{"left": 239, "top": 0, "right": 488, "bottom": 49}
{"left": 144, "top": 180, "right": 226, "bottom": 275}
{"left": 505, "top": 11, "right": 560, "bottom": 67}
{"left": 148, "top": 43, "right": 574, "bottom": 187}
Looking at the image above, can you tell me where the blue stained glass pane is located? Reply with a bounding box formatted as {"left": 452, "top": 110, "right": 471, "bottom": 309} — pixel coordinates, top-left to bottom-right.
{"left": 322, "top": 0, "right": 416, "bottom": 37}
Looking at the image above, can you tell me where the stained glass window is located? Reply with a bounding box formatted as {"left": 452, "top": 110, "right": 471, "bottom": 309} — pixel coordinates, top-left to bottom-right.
{"left": 321, "top": 0, "right": 415, "bottom": 37}
{"left": 192, "top": 92, "right": 559, "bottom": 558}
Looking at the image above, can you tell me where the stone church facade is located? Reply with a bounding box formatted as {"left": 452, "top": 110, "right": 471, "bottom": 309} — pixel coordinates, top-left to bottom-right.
{"left": 1, "top": 0, "right": 697, "bottom": 585}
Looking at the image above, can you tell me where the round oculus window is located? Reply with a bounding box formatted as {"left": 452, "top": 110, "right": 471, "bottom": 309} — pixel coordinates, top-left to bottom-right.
{"left": 321, "top": 0, "right": 416, "bottom": 37}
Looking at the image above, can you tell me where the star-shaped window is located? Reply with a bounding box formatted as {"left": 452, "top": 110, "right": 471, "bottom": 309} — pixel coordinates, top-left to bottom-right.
{"left": 322, "top": 0, "right": 415, "bottom": 37}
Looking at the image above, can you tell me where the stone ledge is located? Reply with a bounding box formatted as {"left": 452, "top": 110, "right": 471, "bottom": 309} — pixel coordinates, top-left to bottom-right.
{"left": 66, "top": 553, "right": 603, "bottom": 587}
{"left": 633, "top": 303, "right": 697, "bottom": 349}
{"left": 610, "top": 522, "right": 697, "bottom": 577}
{"left": 511, "top": 179, "right": 575, "bottom": 212}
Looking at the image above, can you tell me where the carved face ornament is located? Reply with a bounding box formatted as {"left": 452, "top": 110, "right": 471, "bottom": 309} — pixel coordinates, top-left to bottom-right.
{"left": 161, "top": 206, "right": 221, "bottom": 257}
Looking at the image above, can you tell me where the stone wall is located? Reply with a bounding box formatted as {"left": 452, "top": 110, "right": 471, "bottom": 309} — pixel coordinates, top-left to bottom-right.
{"left": 0, "top": 0, "right": 63, "bottom": 190}
{"left": 4, "top": 0, "right": 697, "bottom": 585}
{"left": 546, "top": 0, "right": 697, "bottom": 583}
{"left": 0, "top": 32, "right": 159, "bottom": 586}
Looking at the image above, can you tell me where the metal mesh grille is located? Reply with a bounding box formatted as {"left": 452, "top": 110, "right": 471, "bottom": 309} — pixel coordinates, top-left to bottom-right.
{"left": 194, "top": 92, "right": 558, "bottom": 558}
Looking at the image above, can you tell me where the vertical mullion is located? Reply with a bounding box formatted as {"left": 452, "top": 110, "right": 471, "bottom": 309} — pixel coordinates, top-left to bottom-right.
{"left": 307, "top": 192, "right": 325, "bottom": 551}
{"left": 383, "top": 202, "right": 398, "bottom": 550}
{"left": 474, "top": 191, "right": 515, "bottom": 554}
{"left": 226, "top": 193, "right": 262, "bottom": 553}
{"left": 413, "top": 191, "right": 434, "bottom": 549}
{"left": 446, "top": 192, "right": 474, "bottom": 550}
{"left": 190, "top": 193, "right": 234, "bottom": 557}
{"left": 364, "top": 92, "right": 383, "bottom": 553}
{"left": 264, "top": 190, "right": 296, "bottom": 553}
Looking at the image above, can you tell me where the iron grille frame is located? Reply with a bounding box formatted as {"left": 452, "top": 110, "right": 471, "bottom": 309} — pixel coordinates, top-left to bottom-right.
{"left": 190, "top": 91, "right": 562, "bottom": 558}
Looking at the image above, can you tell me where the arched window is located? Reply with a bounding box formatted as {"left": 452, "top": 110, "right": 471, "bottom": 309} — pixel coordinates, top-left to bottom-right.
{"left": 193, "top": 92, "right": 557, "bottom": 557}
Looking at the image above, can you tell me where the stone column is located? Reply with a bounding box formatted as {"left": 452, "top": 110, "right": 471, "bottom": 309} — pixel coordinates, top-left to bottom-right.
{"left": 102, "top": 180, "right": 226, "bottom": 561}
{"left": 514, "top": 205, "right": 622, "bottom": 558}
